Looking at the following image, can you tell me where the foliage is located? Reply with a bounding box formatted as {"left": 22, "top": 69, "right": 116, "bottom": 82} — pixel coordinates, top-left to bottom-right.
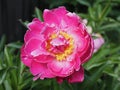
{"left": 0, "top": 0, "right": 120, "bottom": 90}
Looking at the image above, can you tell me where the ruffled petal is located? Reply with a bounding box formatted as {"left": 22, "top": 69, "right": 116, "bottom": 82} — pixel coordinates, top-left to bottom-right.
{"left": 27, "top": 18, "right": 56, "bottom": 40}
{"left": 34, "top": 54, "right": 55, "bottom": 63}
{"left": 51, "top": 6, "right": 67, "bottom": 18}
{"left": 24, "top": 38, "right": 42, "bottom": 55}
{"left": 43, "top": 6, "right": 67, "bottom": 26}
{"left": 43, "top": 6, "right": 81, "bottom": 29}
{"left": 30, "top": 61, "right": 55, "bottom": 79}
{"left": 50, "top": 37, "right": 66, "bottom": 46}
{"left": 48, "top": 60, "right": 75, "bottom": 77}
{"left": 66, "top": 53, "right": 81, "bottom": 71}
{"left": 80, "top": 37, "right": 94, "bottom": 63}
{"left": 67, "top": 24, "right": 93, "bottom": 64}
{"left": 27, "top": 18, "right": 44, "bottom": 32}
{"left": 21, "top": 45, "right": 32, "bottom": 67}
{"left": 30, "top": 61, "right": 46, "bottom": 76}
{"left": 67, "top": 66, "right": 84, "bottom": 83}
{"left": 65, "top": 12, "right": 81, "bottom": 27}
{"left": 74, "top": 55, "right": 81, "bottom": 71}
{"left": 41, "top": 26, "right": 56, "bottom": 39}
{"left": 43, "top": 9, "right": 59, "bottom": 26}
{"left": 65, "top": 24, "right": 86, "bottom": 50}
{"left": 21, "top": 56, "right": 32, "bottom": 67}
{"left": 24, "top": 30, "right": 44, "bottom": 43}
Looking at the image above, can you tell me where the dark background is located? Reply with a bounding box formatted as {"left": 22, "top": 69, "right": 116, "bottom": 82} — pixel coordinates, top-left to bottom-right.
{"left": 0, "top": 0, "right": 88, "bottom": 43}
{"left": 0, "top": 0, "right": 49, "bottom": 42}
{"left": 0, "top": 0, "right": 119, "bottom": 43}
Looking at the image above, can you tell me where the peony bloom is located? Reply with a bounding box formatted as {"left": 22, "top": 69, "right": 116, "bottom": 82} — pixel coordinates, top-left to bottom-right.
{"left": 21, "top": 6, "right": 93, "bottom": 83}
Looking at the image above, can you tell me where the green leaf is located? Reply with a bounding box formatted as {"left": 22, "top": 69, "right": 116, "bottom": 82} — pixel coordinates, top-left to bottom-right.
{"left": 103, "top": 66, "right": 118, "bottom": 78}
{"left": 0, "top": 85, "right": 4, "bottom": 90}
{"left": 0, "top": 69, "right": 8, "bottom": 84}
{"left": 19, "top": 19, "right": 29, "bottom": 28}
{"left": 84, "top": 48, "right": 109, "bottom": 70}
{"left": 113, "top": 83, "right": 120, "bottom": 90}
{"left": 99, "top": 0, "right": 111, "bottom": 20}
{"left": 4, "top": 80, "right": 12, "bottom": 90}
{"left": 99, "top": 23, "right": 120, "bottom": 31}
{"left": 79, "top": 63, "right": 108, "bottom": 89}
{"left": 35, "top": 7, "right": 43, "bottom": 21}
{"left": 0, "top": 66, "right": 17, "bottom": 85}
{"left": 88, "top": 7, "right": 96, "bottom": 20}
{"left": 0, "top": 35, "right": 6, "bottom": 52}
{"left": 4, "top": 46, "right": 12, "bottom": 66}
{"left": 76, "top": 0, "right": 90, "bottom": 6}
{"left": 7, "top": 42, "right": 22, "bottom": 49}
{"left": 51, "top": 79, "right": 62, "bottom": 90}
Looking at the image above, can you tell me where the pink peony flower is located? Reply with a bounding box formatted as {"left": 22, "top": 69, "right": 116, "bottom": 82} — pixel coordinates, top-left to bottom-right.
{"left": 20, "top": 6, "right": 94, "bottom": 83}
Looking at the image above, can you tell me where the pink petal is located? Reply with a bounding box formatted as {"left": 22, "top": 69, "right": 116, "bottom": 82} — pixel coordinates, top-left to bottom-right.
{"left": 21, "top": 45, "right": 32, "bottom": 67}
{"left": 30, "top": 45, "right": 49, "bottom": 56}
{"left": 51, "top": 6, "right": 67, "bottom": 18}
{"left": 41, "top": 25, "right": 56, "bottom": 39}
{"left": 66, "top": 53, "right": 81, "bottom": 71}
{"left": 34, "top": 54, "right": 55, "bottom": 63}
{"left": 80, "top": 37, "right": 94, "bottom": 63}
{"left": 21, "top": 56, "right": 32, "bottom": 67}
{"left": 66, "top": 28, "right": 87, "bottom": 55}
{"left": 43, "top": 6, "right": 67, "bottom": 26}
{"left": 30, "top": 61, "right": 47, "bottom": 76}
{"left": 50, "top": 37, "right": 65, "bottom": 46}
{"left": 27, "top": 18, "right": 44, "bottom": 32}
{"left": 65, "top": 12, "right": 81, "bottom": 27}
{"left": 43, "top": 9, "right": 59, "bottom": 26}
{"left": 68, "top": 26, "right": 93, "bottom": 64}
{"left": 27, "top": 18, "right": 55, "bottom": 40}
{"left": 30, "top": 61, "right": 55, "bottom": 79}
{"left": 24, "top": 30, "right": 44, "bottom": 43}
{"left": 67, "top": 66, "right": 84, "bottom": 83}
{"left": 74, "top": 54, "right": 81, "bottom": 71}
{"left": 43, "top": 6, "right": 81, "bottom": 29}
{"left": 94, "top": 37, "right": 104, "bottom": 53}
{"left": 48, "top": 60, "right": 75, "bottom": 77}
{"left": 24, "top": 38, "right": 42, "bottom": 54}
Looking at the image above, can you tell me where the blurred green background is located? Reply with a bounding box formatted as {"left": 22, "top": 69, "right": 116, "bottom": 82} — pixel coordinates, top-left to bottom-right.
{"left": 0, "top": 0, "right": 120, "bottom": 90}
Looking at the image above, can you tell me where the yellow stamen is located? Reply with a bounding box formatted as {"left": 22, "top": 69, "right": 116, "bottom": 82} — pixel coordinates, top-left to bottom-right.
{"left": 46, "top": 31, "right": 74, "bottom": 61}
{"left": 50, "top": 33, "right": 57, "bottom": 39}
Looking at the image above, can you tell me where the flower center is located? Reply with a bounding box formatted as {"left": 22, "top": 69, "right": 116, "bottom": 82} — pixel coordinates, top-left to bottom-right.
{"left": 46, "top": 31, "right": 74, "bottom": 61}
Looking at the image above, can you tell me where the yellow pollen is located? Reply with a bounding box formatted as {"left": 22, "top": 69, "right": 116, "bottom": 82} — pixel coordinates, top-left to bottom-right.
{"left": 46, "top": 31, "right": 74, "bottom": 61}
{"left": 50, "top": 33, "right": 57, "bottom": 39}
